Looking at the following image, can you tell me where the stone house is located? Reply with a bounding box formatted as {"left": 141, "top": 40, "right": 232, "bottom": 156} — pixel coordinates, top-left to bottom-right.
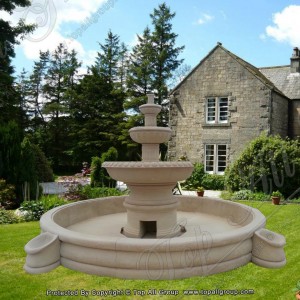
{"left": 168, "top": 43, "right": 300, "bottom": 174}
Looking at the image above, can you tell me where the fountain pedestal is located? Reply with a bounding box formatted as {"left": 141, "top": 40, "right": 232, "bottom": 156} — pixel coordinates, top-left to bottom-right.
{"left": 123, "top": 183, "right": 181, "bottom": 238}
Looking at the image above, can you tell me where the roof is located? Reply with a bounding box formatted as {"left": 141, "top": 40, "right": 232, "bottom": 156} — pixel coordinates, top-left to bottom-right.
{"left": 170, "top": 43, "right": 293, "bottom": 100}
{"left": 260, "top": 66, "right": 300, "bottom": 100}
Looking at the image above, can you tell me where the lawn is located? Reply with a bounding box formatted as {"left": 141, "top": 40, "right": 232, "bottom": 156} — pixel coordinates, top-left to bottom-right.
{"left": 0, "top": 201, "right": 299, "bottom": 300}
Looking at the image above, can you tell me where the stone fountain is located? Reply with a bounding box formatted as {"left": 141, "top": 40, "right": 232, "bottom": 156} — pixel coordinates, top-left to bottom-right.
{"left": 24, "top": 94, "right": 286, "bottom": 280}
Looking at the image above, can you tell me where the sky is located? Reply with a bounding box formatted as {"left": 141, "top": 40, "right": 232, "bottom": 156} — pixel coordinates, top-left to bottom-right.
{"left": 1, "top": 0, "right": 300, "bottom": 76}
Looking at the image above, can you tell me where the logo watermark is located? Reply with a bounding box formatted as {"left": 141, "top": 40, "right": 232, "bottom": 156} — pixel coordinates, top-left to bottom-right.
{"left": 16, "top": 0, "right": 57, "bottom": 42}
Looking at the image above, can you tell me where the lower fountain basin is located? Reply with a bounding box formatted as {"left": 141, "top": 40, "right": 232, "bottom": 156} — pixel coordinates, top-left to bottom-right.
{"left": 23, "top": 195, "right": 285, "bottom": 280}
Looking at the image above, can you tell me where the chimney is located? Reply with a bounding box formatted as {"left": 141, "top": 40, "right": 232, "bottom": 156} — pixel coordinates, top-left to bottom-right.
{"left": 290, "top": 47, "right": 300, "bottom": 73}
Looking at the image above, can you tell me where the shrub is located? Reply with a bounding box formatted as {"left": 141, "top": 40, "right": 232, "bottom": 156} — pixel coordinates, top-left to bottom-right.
{"left": 32, "top": 144, "right": 54, "bottom": 182}
{"left": 231, "top": 190, "right": 271, "bottom": 201}
{"left": 0, "top": 179, "right": 16, "bottom": 209}
{"left": 251, "top": 192, "right": 271, "bottom": 201}
{"left": 63, "top": 184, "right": 125, "bottom": 201}
{"left": 80, "top": 185, "right": 124, "bottom": 199}
{"left": 201, "top": 174, "right": 225, "bottom": 190}
{"left": 40, "top": 195, "right": 68, "bottom": 211}
{"left": 19, "top": 201, "right": 44, "bottom": 221}
{"left": 101, "top": 147, "right": 118, "bottom": 188}
{"left": 90, "top": 157, "right": 103, "bottom": 187}
{"left": 183, "top": 163, "right": 205, "bottom": 189}
{"left": 0, "top": 208, "right": 21, "bottom": 224}
{"left": 20, "top": 138, "right": 38, "bottom": 201}
{"left": 289, "top": 197, "right": 300, "bottom": 203}
{"left": 225, "top": 134, "right": 300, "bottom": 197}
{"left": 91, "top": 147, "right": 118, "bottom": 188}
{"left": 231, "top": 189, "right": 253, "bottom": 200}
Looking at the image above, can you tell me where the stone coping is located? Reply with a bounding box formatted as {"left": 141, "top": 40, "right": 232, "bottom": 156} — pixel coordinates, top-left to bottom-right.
{"left": 102, "top": 161, "right": 193, "bottom": 168}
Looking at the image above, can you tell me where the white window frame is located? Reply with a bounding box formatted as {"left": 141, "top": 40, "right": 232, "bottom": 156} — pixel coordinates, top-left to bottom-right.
{"left": 206, "top": 97, "right": 228, "bottom": 124}
{"left": 205, "top": 144, "right": 227, "bottom": 175}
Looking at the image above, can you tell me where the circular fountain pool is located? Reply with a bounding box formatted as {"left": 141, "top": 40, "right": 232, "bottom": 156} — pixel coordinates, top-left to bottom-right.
{"left": 28, "top": 195, "right": 269, "bottom": 280}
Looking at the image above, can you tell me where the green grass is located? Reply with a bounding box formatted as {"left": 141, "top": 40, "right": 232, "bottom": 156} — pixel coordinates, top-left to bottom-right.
{"left": 0, "top": 202, "right": 299, "bottom": 299}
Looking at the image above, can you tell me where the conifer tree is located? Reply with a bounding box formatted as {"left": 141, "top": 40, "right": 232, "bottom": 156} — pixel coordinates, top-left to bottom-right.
{"left": 150, "top": 3, "right": 184, "bottom": 99}
{"left": 0, "top": 0, "right": 35, "bottom": 126}
{"left": 126, "top": 27, "right": 154, "bottom": 113}
{"left": 150, "top": 2, "right": 184, "bottom": 125}
{"left": 42, "top": 43, "right": 81, "bottom": 169}
{"left": 27, "top": 51, "right": 50, "bottom": 128}
{"left": 95, "top": 30, "right": 121, "bottom": 83}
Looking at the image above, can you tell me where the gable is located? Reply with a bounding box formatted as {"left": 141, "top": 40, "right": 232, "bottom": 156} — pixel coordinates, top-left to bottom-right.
{"left": 170, "top": 43, "right": 287, "bottom": 99}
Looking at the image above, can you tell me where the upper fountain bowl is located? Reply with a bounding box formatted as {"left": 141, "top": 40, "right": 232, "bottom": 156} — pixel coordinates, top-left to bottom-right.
{"left": 129, "top": 127, "right": 172, "bottom": 144}
{"left": 139, "top": 103, "right": 162, "bottom": 115}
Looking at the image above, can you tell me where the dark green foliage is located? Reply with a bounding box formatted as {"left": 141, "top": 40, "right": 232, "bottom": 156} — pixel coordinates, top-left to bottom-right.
{"left": 101, "top": 147, "right": 118, "bottom": 187}
{"left": 20, "top": 137, "right": 38, "bottom": 200}
{"left": 90, "top": 157, "right": 103, "bottom": 188}
{"left": 0, "top": 0, "right": 35, "bottom": 127}
{"left": 0, "top": 121, "right": 22, "bottom": 184}
{"left": 125, "top": 3, "right": 184, "bottom": 129}
{"left": 32, "top": 144, "right": 54, "bottom": 182}
{"left": 201, "top": 174, "right": 225, "bottom": 190}
{"left": 80, "top": 185, "right": 124, "bottom": 199}
{"left": 70, "top": 67, "right": 125, "bottom": 163}
{"left": 95, "top": 30, "right": 122, "bottom": 83}
{"left": 90, "top": 147, "right": 118, "bottom": 188}
{"left": 150, "top": 2, "right": 184, "bottom": 128}
{"left": 126, "top": 27, "right": 154, "bottom": 112}
{"left": 183, "top": 163, "right": 205, "bottom": 189}
{"left": 225, "top": 134, "right": 300, "bottom": 197}
{"left": 42, "top": 44, "right": 81, "bottom": 170}
{"left": 0, "top": 208, "right": 20, "bottom": 224}
{"left": 25, "top": 50, "right": 49, "bottom": 130}
{"left": 0, "top": 179, "right": 16, "bottom": 209}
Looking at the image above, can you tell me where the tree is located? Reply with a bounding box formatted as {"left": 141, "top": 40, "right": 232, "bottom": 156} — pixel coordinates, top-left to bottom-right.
{"left": 26, "top": 50, "right": 50, "bottom": 130}
{"left": 95, "top": 30, "right": 121, "bottom": 83}
{"left": 42, "top": 43, "right": 81, "bottom": 170}
{"left": 117, "top": 42, "right": 129, "bottom": 91}
{"left": 126, "top": 27, "right": 154, "bottom": 113}
{"left": 0, "top": 0, "right": 35, "bottom": 126}
{"left": 150, "top": 2, "right": 184, "bottom": 119}
{"left": 0, "top": 121, "right": 23, "bottom": 206}
{"left": 70, "top": 67, "right": 125, "bottom": 163}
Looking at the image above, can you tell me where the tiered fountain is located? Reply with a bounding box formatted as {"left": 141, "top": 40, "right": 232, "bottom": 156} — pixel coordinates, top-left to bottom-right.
{"left": 103, "top": 94, "right": 193, "bottom": 238}
{"left": 24, "top": 94, "right": 286, "bottom": 280}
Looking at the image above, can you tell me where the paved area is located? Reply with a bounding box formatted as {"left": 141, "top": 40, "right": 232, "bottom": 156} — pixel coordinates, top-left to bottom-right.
{"left": 40, "top": 177, "right": 90, "bottom": 195}
{"left": 40, "top": 180, "right": 222, "bottom": 199}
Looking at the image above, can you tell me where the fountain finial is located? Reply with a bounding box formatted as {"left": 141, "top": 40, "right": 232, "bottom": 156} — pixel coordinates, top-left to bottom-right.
{"left": 147, "top": 93, "right": 155, "bottom": 104}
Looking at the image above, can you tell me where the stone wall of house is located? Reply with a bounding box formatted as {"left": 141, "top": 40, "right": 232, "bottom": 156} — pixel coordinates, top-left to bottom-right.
{"left": 270, "top": 92, "right": 289, "bottom": 138}
{"left": 168, "top": 46, "right": 288, "bottom": 165}
{"left": 290, "top": 100, "right": 300, "bottom": 138}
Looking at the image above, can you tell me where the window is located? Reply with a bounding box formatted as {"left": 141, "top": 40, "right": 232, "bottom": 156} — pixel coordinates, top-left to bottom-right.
{"left": 206, "top": 97, "right": 228, "bottom": 124}
{"left": 205, "top": 144, "right": 227, "bottom": 174}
